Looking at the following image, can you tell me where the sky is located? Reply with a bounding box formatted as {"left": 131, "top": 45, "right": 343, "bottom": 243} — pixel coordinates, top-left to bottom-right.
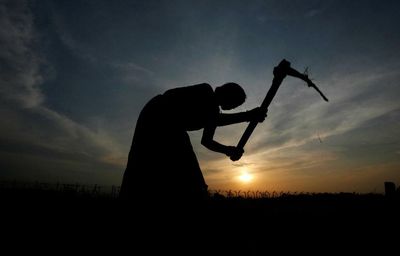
{"left": 0, "top": 0, "right": 399, "bottom": 193}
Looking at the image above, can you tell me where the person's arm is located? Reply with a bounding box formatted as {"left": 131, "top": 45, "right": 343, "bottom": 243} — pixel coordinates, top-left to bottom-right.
{"left": 201, "top": 123, "right": 243, "bottom": 160}
{"left": 217, "top": 112, "right": 248, "bottom": 126}
{"left": 217, "top": 107, "right": 267, "bottom": 126}
{"left": 201, "top": 124, "right": 228, "bottom": 153}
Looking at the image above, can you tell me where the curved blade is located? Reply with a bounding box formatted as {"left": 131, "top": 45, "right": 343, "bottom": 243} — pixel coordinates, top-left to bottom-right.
{"left": 309, "top": 82, "right": 329, "bottom": 102}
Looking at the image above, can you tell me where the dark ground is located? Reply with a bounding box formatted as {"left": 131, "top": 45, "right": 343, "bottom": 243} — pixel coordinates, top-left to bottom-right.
{"left": 1, "top": 186, "right": 399, "bottom": 255}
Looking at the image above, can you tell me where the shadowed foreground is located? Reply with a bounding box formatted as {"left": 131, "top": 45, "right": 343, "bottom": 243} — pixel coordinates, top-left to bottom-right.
{"left": 2, "top": 184, "right": 399, "bottom": 254}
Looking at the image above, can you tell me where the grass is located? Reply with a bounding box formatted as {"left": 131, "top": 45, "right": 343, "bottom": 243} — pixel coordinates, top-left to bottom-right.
{"left": 1, "top": 181, "right": 398, "bottom": 254}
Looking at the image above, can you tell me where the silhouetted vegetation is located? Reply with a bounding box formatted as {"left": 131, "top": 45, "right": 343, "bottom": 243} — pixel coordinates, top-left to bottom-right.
{"left": 2, "top": 180, "right": 399, "bottom": 217}
{"left": 2, "top": 181, "right": 399, "bottom": 254}
{"left": 0, "top": 180, "right": 120, "bottom": 201}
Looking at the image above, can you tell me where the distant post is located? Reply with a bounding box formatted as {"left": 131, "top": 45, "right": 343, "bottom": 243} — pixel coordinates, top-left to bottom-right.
{"left": 384, "top": 181, "right": 396, "bottom": 198}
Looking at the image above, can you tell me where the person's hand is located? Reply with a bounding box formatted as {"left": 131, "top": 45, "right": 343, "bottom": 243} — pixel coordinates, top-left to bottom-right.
{"left": 247, "top": 107, "right": 267, "bottom": 123}
{"left": 225, "top": 146, "right": 244, "bottom": 161}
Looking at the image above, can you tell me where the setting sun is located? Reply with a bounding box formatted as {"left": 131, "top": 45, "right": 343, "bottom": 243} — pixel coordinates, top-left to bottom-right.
{"left": 238, "top": 170, "right": 253, "bottom": 183}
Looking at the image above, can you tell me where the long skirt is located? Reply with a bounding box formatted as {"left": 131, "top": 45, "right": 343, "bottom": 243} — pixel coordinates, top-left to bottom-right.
{"left": 120, "top": 95, "right": 208, "bottom": 205}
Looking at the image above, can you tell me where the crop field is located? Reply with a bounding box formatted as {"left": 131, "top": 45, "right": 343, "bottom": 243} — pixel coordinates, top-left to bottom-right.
{"left": 1, "top": 181, "right": 398, "bottom": 254}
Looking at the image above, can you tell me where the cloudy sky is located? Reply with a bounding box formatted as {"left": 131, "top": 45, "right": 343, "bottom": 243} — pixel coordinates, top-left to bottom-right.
{"left": 1, "top": 0, "right": 399, "bottom": 193}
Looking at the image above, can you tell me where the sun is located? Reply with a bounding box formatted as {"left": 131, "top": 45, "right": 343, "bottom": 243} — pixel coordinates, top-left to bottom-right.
{"left": 238, "top": 170, "right": 253, "bottom": 183}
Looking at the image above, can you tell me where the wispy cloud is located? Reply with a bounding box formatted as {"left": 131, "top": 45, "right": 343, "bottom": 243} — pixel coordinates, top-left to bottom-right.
{"left": 248, "top": 66, "right": 400, "bottom": 154}
{"left": 110, "top": 61, "right": 155, "bottom": 86}
{"left": 33, "top": 106, "right": 126, "bottom": 166}
{"left": 51, "top": 9, "right": 98, "bottom": 64}
{"left": 232, "top": 161, "right": 254, "bottom": 167}
{"left": 253, "top": 0, "right": 331, "bottom": 22}
{"left": 0, "top": 0, "right": 125, "bottom": 183}
{"left": 0, "top": 0, "right": 44, "bottom": 108}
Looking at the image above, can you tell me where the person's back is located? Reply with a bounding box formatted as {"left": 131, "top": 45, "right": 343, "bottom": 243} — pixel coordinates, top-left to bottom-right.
{"left": 162, "top": 83, "right": 219, "bottom": 131}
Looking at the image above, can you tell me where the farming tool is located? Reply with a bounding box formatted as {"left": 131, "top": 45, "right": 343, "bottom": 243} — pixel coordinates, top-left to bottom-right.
{"left": 231, "top": 59, "right": 328, "bottom": 161}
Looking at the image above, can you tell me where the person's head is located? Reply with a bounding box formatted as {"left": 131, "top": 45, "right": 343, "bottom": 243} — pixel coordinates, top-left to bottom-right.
{"left": 215, "top": 82, "right": 246, "bottom": 110}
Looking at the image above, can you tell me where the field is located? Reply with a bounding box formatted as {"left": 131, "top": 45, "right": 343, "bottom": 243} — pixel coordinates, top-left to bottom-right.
{"left": 1, "top": 181, "right": 399, "bottom": 254}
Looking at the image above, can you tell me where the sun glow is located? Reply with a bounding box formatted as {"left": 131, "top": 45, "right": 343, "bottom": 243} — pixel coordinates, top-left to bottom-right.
{"left": 238, "top": 170, "right": 253, "bottom": 183}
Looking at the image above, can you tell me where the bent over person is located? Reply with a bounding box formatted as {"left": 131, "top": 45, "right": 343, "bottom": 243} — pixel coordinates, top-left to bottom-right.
{"left": 120, "top": 82, "right": 266, "bottom": 204}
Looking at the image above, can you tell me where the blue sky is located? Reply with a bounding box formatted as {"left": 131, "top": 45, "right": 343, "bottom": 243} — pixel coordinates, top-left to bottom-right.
{"left": 1, "top": 0, "right": 399, "bottom": 192}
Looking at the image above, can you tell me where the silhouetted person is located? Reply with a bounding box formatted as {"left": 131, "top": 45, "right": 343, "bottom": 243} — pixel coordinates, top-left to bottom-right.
{"left": 120, "top": 83, "right": 265, "bottom": 206}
